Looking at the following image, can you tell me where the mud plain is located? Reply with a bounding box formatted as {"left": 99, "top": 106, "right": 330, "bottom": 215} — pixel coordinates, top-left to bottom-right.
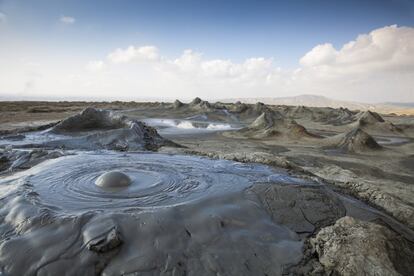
{"left": 0, "top": 99, "right": 413, "bottom": 275}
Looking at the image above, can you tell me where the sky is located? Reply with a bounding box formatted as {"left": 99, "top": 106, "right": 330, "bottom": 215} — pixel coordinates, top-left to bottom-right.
{"left": 0, "top": 0, "right": 413, "bottom": 103}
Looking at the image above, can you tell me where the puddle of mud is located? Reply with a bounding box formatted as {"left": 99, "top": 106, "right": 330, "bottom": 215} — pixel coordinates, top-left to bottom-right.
{"left": 1, "top": 152, "right": 301, "bottom": 213}
{"left": 0, "top": 128, "right": 111, "bottom": 148}
{"left": 142, "top": 118, "right": 242, "bottom": 135}
{"left": 0, "top": 130, "right": 68, "bottom": 147}
{"left": 374, "top": 135, "right": 411, "bottom": 146}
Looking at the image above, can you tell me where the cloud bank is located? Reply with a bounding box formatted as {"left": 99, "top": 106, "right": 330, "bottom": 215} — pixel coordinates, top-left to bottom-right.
{"left": 300, "top": 25, "right": 414, "bottom": 73}
{"left": 1, "top": 25, "right": 413, "bottom": 102}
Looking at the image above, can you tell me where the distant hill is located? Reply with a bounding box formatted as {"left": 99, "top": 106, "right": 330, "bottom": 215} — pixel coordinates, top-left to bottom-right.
{"left": 383, "top": 102, "right": 414, "bottom": 108}
{"left": 221, "top": 95, "right": 414, "bottom": 115}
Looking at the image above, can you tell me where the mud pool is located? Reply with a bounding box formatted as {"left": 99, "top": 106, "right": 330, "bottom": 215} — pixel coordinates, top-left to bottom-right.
{"left": 0, "top": 151, "right": 316, "bottom": 275}
{"left": 18, "top": 152, "right": 304, "bottom": 213}
{"left": 142, "top": 118, "right": 241, "bottom": 135}
{"left": 0, "top": 130, "right": 69, "bottom": 146}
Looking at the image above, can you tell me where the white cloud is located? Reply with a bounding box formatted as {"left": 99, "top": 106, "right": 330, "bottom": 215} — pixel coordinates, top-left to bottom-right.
{"left": 163, "top": 49, "right": 275, "bottom": 84}
{"left": 300, "top": 43, "right": 337, "bottom": 67}
{"left": 171, "top": 49, "right": 202, "bottom": 72}
{"left": 0, "top": 12, "right": 7, "bottom": 23}
{"left": 108, "top": 45, "right": 160, "bottom": 63}
{"left": 104, "top": 25, "right": 414, "bottom": 98}
{"left": 2, "top": 25, "right": 413, "bottom": 102}
{"left": 60, "top": 16, "right": 76, "bottom": 24}
{"left": 288, "top": 25, "right": 414, "bottom": 102}
{"left": 86, "top": 60, "right": 105, "bottom": 72}
{"left": 300, "top": 25, "right": 414, "bottom": 74}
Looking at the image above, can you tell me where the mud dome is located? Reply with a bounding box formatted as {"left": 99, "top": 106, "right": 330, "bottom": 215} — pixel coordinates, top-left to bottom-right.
{"left": 95, "top": 171, "right": 132, "bottom": 188}
{"left": 0, "top": 152, "right": 344, "bottom": 275}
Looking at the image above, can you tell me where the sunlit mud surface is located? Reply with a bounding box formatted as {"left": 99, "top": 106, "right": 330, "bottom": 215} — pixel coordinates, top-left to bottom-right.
{"left": 27, "top": 152, "right": 300, "bottom": 213}
{"left": 0, "top": 130, "right": 69, "bottom": 146}
{"left": 0, "top": 151, "right": 316, "bottom": 275}
{"left": 374, "top": 135, "right": 411, "bottom": 145}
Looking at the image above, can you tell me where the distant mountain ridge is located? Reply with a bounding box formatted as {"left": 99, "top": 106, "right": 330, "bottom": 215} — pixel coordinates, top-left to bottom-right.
{"left": 383, "top": 102, "right": 414, "bottom": 108}
{"left": 221, "top": 95, "right": 414, "bottom": 115}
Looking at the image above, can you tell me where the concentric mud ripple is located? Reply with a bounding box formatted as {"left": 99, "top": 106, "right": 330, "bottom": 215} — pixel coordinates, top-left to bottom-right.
{"left": 28, "top": 152, "right": 301, "bottom": 213}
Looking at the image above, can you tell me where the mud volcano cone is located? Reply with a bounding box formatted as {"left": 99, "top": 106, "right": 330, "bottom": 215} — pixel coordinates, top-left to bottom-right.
{"left": 44, "top": 107, "right": 180, "bottom": 151}
{"left": 51, "top": 107, "right": 129, "bottom": 133}
{"left": 326, "top": 127, "right": 382, "bottom": 153}
{"left": 355, "top": 110, "right": 402, "bottom": 134}
{"left": 245, "top": 110, "right": 318, "bottom": 139}
{"left": 358, "top": 111, "right": 385, "bottom": 125}
{"left": 173, "top": 99, "right": 184, "bottom": 109}
{"left": 190, "top": 97, "right": 202, "bottom": 105}
{"left": 250, "top": 111, "right": 279, "bottom": 129}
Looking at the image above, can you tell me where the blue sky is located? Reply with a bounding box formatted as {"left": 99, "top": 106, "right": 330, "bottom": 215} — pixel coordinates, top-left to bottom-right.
{"left": 1, "top": 0, "right": 414, "bottom": 102}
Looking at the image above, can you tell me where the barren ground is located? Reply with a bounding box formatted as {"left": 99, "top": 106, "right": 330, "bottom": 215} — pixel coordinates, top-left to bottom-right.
{"left": 0, "top": 100, "right": 413, "bottom": 275}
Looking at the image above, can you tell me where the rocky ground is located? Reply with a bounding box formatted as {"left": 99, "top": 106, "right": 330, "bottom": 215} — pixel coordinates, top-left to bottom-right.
{"left": 0, "top": 99, "right": 413, "bottom": 275}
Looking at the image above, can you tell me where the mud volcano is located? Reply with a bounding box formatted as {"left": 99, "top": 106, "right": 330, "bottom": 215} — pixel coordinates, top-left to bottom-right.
{"left": 38, "top": 108, "right": 178, "bottom": 151}
{"left": 25, "top": 152, "right": 302, "bottom": 212}
{"left": 231, "top": 109, "right": 319, "bottom": 140}
{"left": 1, "top": 151, "right": 339, "bottom": 275}
{"left": 354, "top": 110, "right": 403, "bottom": 134}
{"left": 324, "top": 127, "right": 382, "bottom": 153}
{"left": 95, "top": 171, "right": 132, "bottom": 188}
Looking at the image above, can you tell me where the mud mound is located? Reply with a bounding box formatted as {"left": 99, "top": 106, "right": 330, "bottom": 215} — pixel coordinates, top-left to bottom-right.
{"left": 188, "top": 98, "right": 214, "bottom": 111}
{"left": 355, "top": 111, "right": 402, "bottom": 134}
{"left": 324, "top": 127, "right": 382, "bottom": 153}
{"left": 277, "top": 105, "right": 356, "bottom": 125}
{"left": 51, "top": 107, "right": 129, "bottom": 133}
{"left": 44, "top": 108, "right": 178, "bottom": 151}
{"left": 208, "top": 102, "right": 278, "bottom": 122}
{"left": 323, "top": 107, "right": 356, "bottom": 125}
{"left": 44, "top": 121, "right": 176, "bottom": 151}
{"left": 249, "top": 110, "right": 285, "bottom": 129}
{"left": 358, "top": 110, "right": 385, "bottom": 125}
{"left": 309, "top": 107, "right": 356, "bottom": 125}
{"left": 173, "top": 98, "right": 230, "bottom": 113}
{"left": 285, "top": 105, "right": 314, "bottom": 119}
{"left": 226, "top": 101, "right": 249, "bottom": 113}
{"left": 190, "top": 97, "right": 202, "bottom": 105}
{"left": 238, "top": 110, "right": 319, "bottom": 139}
{"left": 172, "top": 99, "right": 184, "bottom": 109}
{"left": 311, "top": 216, "right": 414, "bottom": 276}
{"left": 287, "top": 122, "right": 319, "bottom": 138}
{"left": 198, "top": 100, "right": 211, "bottom": 109}
{"left": 248, "top": 102, "right": 274, "bottom": 117}
{"left": 232, "top": 102, "right": 266, "bottom": 115}
{"left": 227, "top": 102, "right": 278, "bottom": 123}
